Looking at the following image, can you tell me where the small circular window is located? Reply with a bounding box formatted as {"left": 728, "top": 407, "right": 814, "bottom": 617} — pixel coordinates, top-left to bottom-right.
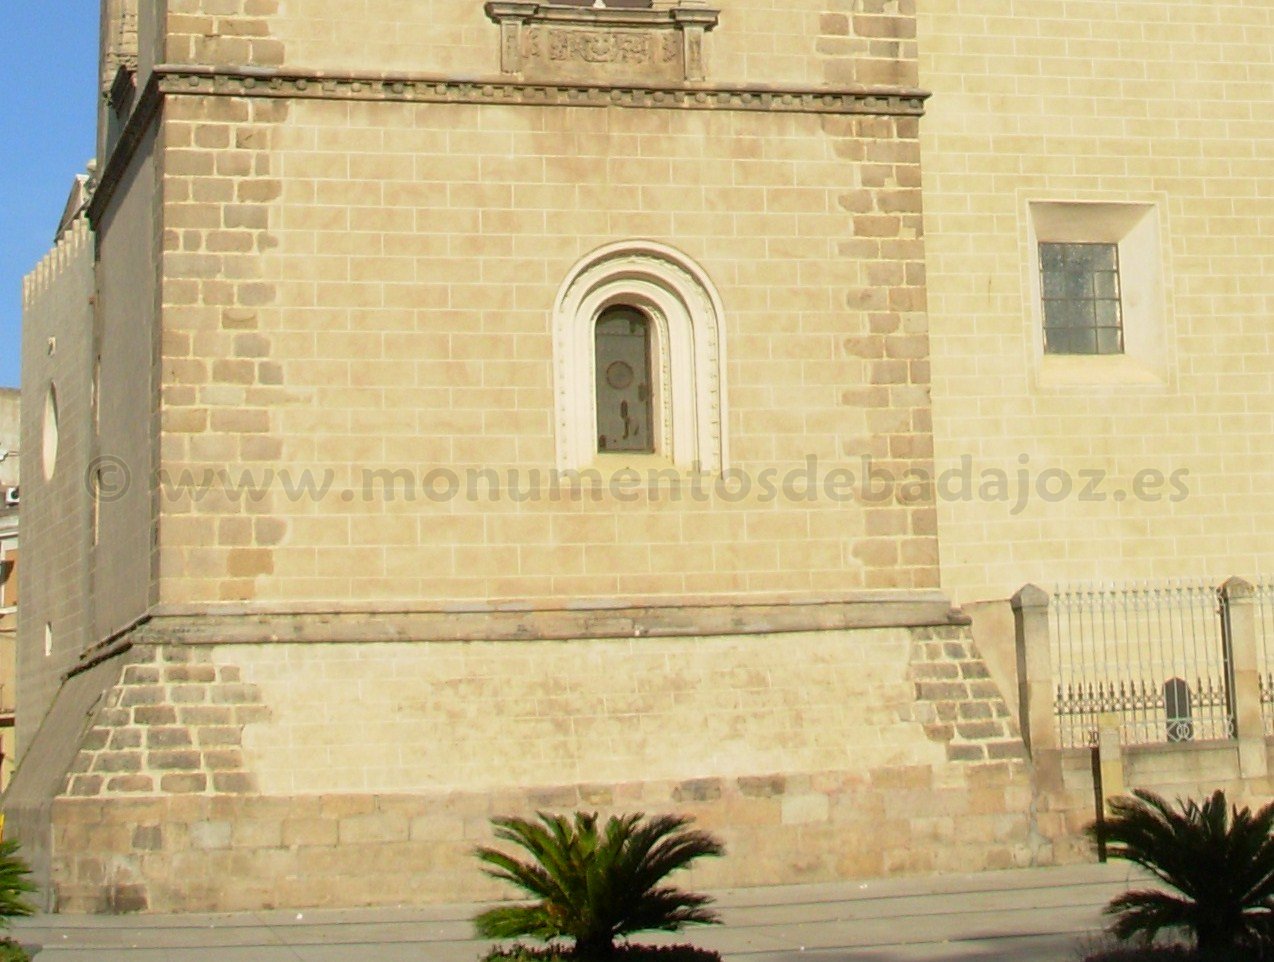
{"left": 43, "top": 385, "right": 60, "bottom": 480}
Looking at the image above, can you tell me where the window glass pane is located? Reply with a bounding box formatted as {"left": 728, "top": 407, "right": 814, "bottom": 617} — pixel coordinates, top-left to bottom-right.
{"left": 1096, "top": 327, "right": 1123, "bottom": 355}
{"left": 1084, "top": 245, "right": 1118, "bottom": 271}
{"left": 1046, "top": 326, "right": 1105, "bottom": 355}
{"left": 1039, "top": 242, "right": 1124, "bottom": 356}
{"left": 1094, "top": 271, "right": 1120, "bottom": 299}
{"left": 1042, "top": 271, "right": 1068, "bottom": 299}
{"left": 595, "top": 306, "right": 654, "bottom": 454}
{"left": 1044, "top": 299, "right": 1094, "bottom": 329}
{"left": 1059, "top": 264, "right": 1093, "bottom": 299}
{"left": 1060, "top": 245, "right": 1087, "bottom": 269}
{"left": 1095, "top": 300, "right": 1121, "bottom": 327}
{"left": 1060, "top": 244, "right": 1104, "bottom": 272}
{"left": 1044, "top": 328, "right": 1075, "bottom": 354}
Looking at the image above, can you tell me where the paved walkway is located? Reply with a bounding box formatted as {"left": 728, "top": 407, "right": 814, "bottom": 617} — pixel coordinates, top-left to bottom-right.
{"left": 13, "top": 862, "right": 1135, "bottom": 962}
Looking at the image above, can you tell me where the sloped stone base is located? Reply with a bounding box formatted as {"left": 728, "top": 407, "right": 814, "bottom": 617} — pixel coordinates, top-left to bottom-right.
{"left": 40, "top": 620, "right": 1047, "bottom": 913}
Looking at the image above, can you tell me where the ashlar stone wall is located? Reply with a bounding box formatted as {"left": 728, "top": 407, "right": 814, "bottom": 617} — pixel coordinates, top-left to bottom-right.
{"left": 50, "top": 623, "right": 1040, "bottom": 912}
{"left": 19, "top": 220, "right": 96, "bottom": 755}
{"left": 153, "top": 93, "right": 941, "bottom": 604}
{"left": 921, "top": 1, "right": 1274, "bottom": 602}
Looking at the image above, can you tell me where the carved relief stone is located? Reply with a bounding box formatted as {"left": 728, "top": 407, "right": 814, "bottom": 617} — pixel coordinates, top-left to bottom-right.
{"left": 485, "top": 2, "right": 719, "bottom": 84}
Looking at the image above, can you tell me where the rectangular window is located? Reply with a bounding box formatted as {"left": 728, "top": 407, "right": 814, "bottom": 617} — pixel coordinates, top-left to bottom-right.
{"left": 1039, "top": 242, "right": 1124, "bottom": 355}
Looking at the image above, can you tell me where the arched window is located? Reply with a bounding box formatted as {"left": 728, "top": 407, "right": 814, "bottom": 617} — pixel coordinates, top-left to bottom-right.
{"left": 594, "top": 306, "right": 655, "bottom": 454}
{"left": 553, "top": 242, "right": 727, "bottom": 472}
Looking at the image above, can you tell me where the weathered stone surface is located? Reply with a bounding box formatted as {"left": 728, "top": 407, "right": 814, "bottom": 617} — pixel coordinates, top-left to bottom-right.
{"left": 147, "top": 727, "right": 194, "bottom": 749}
{"left": 672, "top": 779, "right": 723, "bottom": 803}
{"left": 60, "top": 648, "right": 270, "bottom": 807}
{"left": 160, "top": 773, "right": 208, "bottom": 794}
{"left": 40, "top": 626, "right": 1051, "bottom": 913}
{"left": 738, "top": 775, "right": 786, "bottom": 798}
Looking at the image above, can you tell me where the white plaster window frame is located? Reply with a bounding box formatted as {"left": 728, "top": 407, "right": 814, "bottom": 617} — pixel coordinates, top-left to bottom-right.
{"left": 553, "top": 241, "right": 727, "bottom": 474}
{"left": 43, "top": 383, "right": 59, "bottom": 481}
{"left": 1023, "top": 198, "right": 1174, "bottom": 391}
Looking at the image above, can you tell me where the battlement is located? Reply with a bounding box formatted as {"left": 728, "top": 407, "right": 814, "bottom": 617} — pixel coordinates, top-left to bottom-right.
{"left": 22, "top": 218, "right": 93, "bottom": 309}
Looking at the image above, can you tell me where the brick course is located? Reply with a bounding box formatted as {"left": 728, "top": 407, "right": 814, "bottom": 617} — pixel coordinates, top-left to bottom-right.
{"left": 64, "top": 646, "right": 267, "bottom": 799}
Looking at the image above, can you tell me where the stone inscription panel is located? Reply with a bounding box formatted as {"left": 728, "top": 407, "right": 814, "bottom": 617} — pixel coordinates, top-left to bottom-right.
{"left": 525, "top": 26, "right": 684, "bottom": 82}
{"left": 484, "top": 2, "right": 718, "bottom": 84}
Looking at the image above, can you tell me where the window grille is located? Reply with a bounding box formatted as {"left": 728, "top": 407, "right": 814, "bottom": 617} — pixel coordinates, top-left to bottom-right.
{"left": 1039, "top": 242, "right": 1124, "bottom": 355}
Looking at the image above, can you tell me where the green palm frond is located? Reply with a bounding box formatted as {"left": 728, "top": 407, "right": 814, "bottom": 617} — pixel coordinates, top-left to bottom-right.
{"left": 473, "top": 811, "right": 725, "bottom": 958}
{"left": 475, "top": 904, "right": 562, "bottom": 942}
{"left": 1104, "top": 888, "right": 1197, "bottom": 943}
{"left": 0, "top": 840, "right": 37, "bottom": 927}
{"left": 619, "top": 886, "right": 720, "bottom": 935}
{"left": 1090, "top": 790, "right": 1274, "bottom": 956}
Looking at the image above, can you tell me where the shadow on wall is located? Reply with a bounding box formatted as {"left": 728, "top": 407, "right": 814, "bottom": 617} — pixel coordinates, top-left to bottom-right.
{"left": 8, "top": 936, "right": 1096, "bottom": 962}
{"left": 747, "top": 935, "right": 1090, "bottom": 961}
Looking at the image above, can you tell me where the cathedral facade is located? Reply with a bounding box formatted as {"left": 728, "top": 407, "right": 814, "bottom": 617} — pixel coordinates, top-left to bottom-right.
{"left": 11, "top": 0, "right": 1274, "bottom": 912}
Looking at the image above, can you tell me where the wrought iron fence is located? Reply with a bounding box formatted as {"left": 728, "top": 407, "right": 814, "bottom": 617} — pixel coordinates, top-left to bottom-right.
{"left": 1051, "top": 581, "right": 1235, "bottom": 749}
{"left": 1257, "top": 578, "right": 1274, "bottom": 736}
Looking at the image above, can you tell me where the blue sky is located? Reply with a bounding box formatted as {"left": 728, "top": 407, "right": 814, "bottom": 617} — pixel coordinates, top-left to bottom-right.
{"left": 1, "top": 2, "right": 100, "bottom": 388}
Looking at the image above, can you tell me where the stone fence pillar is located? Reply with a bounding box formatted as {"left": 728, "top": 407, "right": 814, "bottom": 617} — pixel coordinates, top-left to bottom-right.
{"left": 1013, "top": 584, "right": 1057, "bottom": 757}
{"left": 1222, "top": 577, "right": 1267, "bottom": 780}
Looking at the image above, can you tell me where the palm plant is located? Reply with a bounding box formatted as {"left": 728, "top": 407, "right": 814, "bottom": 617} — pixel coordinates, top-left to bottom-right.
{"left": 0, "top": 840, "right": 35, "bottom": 928}
{"left": 1087, "top": 789, "right": 1274, "bottom": 960}
{"left": 0, "top": 838, "right": 36, "bottom": 962}
{"left": 474, "top": 812, "right": 725, "bottom": 961}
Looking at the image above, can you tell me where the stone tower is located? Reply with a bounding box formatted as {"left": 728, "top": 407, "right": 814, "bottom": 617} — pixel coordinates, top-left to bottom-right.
{"left": 13, "top": 0, "right": 1044, "bottom": 913}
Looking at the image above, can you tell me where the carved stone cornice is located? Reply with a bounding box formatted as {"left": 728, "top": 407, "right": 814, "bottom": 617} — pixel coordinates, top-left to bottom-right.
{"left": 88, "top": 64, "right": 928, "bottom": 225}
{"left": 152, "top": 64, "right": 927, "bottom": 115}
